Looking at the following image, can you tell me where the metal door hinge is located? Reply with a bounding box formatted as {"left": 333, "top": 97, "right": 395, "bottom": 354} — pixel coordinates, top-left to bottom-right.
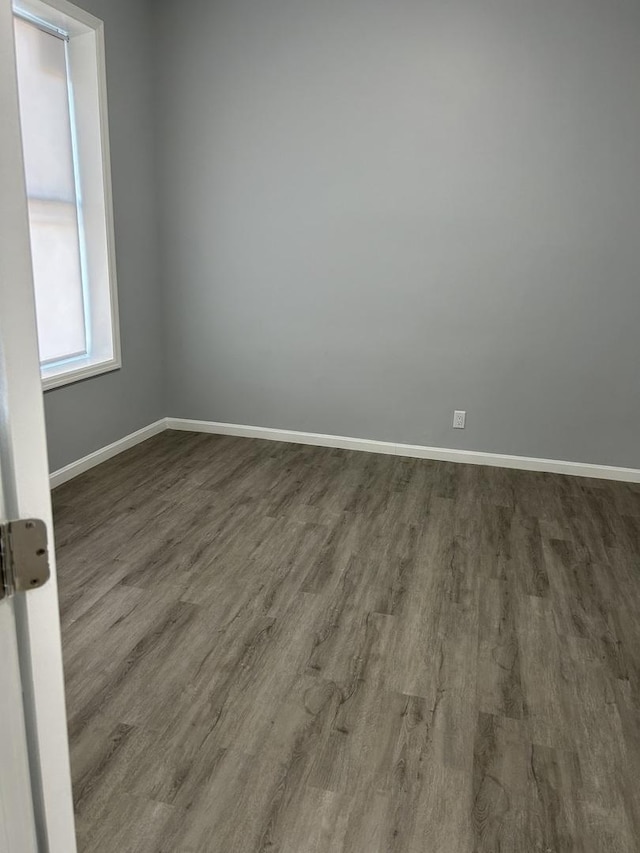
{"left": 0, "top": 519, "right": 50, "bottom": 600}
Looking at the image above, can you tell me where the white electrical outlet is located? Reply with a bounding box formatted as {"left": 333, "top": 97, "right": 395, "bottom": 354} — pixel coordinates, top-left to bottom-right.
{"left": 453, "top": 410, "right": 466, "bottom": 429}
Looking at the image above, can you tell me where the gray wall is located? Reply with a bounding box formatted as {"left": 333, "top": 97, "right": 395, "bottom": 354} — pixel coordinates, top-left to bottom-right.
{"left": 44, "top": 0, "right": 164, "bottom": 472}
{"left": 155, "top": 0, "right": 640, "bottom": 468}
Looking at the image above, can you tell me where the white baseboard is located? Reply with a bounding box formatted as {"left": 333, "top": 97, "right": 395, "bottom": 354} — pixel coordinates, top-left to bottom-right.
{"left": 49, "top": 419, "right": 167, "bottom": 488}
{"left": 49, "top": 416, "right": 640, "bottom": 487}
{"left": 166, "top": 418, "right": 640, "bottom": 483}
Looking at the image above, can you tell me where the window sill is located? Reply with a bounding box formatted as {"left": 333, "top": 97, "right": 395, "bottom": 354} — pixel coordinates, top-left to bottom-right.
{"left": 42, "top": 356, "right": 121, "bottom": 391}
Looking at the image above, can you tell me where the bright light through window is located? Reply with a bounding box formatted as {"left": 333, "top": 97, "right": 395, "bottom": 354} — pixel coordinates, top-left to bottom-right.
{"left": 14, "top": 17, "right": 87, "bottom": 365}
{"left": 13, "top": 0, "right": 120, "bottom": 390}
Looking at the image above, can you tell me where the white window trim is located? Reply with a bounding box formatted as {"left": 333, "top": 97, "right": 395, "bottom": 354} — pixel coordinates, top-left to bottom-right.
{"left": 14, "top": 0, "right": 121, "bottom": 391}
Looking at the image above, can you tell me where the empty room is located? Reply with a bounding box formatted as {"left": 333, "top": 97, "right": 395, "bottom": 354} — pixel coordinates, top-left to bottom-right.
{"left": 1, "top": 0, "right": 640, "bottom": 851}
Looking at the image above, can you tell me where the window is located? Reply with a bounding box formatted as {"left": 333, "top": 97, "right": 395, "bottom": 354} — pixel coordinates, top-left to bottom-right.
{"left": 13, "top": 0, "right": 120, "bottom": 390}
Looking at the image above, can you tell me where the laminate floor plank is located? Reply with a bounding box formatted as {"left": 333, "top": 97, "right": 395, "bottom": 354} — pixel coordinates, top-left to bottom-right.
{"left": 53, "top": 431, "right": 640, "bottom": 852}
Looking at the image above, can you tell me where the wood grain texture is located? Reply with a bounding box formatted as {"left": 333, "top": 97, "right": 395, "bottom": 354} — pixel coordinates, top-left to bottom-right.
{"left": 53, "top": 431, "right": 640, "bottom": 852}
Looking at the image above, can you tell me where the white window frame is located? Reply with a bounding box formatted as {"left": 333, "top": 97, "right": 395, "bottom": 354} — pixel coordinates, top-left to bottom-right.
{"left": 13, "top": 0, "right": 121, "bottom": 391}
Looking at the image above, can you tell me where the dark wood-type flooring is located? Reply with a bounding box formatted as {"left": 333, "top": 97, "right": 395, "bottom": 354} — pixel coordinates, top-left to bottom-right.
{"left": 53, "top": 430, "right": 640, "bottom": 852}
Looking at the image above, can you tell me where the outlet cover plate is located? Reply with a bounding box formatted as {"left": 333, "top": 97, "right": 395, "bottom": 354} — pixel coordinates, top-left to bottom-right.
{"left": 453, "top": 410, "right": 466, "bottom": 429}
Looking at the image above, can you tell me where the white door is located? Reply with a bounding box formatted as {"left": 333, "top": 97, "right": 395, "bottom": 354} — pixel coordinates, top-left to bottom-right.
{"left": 0, "top": 565, "right": 37, "bottom": 852}
{"left": 0, "top": 0, "right": 76, "bottom": 850}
